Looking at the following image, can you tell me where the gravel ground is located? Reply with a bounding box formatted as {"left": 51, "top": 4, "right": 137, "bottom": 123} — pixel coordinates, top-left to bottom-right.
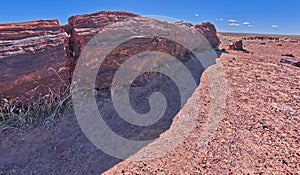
{"left": 104, "top": 37, "right": 300, "bottom": 174}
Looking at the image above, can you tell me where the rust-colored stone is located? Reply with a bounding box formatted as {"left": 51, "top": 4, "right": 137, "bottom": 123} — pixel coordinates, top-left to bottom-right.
{"left": 195, "top": 22, "right": 220, "bottom": 49}
{"left": 228, "top": 40, "right": 244, "bottom": 51}
{"left": 66, "top": 11, "right": 140, "bottom": 67}
{"left": 0, "top": 20, "right": 69, "bottom": 103}
{"left": 0, "top": 11, "right": 221, "bottom": 104}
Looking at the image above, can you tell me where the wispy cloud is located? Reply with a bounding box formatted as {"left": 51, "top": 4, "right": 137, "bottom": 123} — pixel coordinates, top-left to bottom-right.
{"left": 248, "top": 25, "right": 253, "bottom": 27}
{"left": 228, "top": 19, "right": 237, "bottom": 22}
{"left": 229, "top": 23, "right": 240, "bottom": 26}
{"left": 195, "top": 14, "right": 199, "bottom": 17}
{"left": 243, "top": 21, "right": 250, "bottom": 25}
{"left": 271, "top": 25, "right": 279, "bottom": 28}
{"left": 216, "top": 18, "right": 223, "bottom": 21}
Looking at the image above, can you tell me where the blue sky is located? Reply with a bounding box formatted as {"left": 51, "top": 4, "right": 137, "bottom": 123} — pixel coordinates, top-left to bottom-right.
{"left": 0, "top": 0, "right": 299, "bottom": 35}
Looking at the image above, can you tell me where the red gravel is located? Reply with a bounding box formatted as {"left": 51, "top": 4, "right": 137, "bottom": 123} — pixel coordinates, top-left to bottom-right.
{"left": 104, "top": 36, "right": 300, "bottom": 174}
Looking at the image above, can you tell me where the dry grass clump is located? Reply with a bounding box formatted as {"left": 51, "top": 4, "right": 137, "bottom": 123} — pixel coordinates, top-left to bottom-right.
{"left": 0, "top": 68, "right": 72, "bottom": 132}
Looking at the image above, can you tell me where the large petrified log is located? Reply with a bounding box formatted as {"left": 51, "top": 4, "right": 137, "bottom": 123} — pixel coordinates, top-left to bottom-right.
{"left": 66, "top": 11, "right": 220, "bottom": 73}
{"left": 65, "top": 11, "right": 140, "bottom": 72}
{"left": 71, "top": 16, "right": 216, "bottom": 91}
{"left": 0, "top": 11, "right": 221, "bottom": 105}
{"left": 0, "top": 20, "right": 69, "bottom": 103}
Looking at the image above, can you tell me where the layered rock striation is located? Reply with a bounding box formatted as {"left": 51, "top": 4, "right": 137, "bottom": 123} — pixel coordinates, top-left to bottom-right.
{"left": 0, "top": 11, "right": 220, "bottom": 104}
{"left": 65, "top": 11, "right": 139, "bottom": 73}
{"left": 0, "top": 20, "right": 69, "bottom": 102}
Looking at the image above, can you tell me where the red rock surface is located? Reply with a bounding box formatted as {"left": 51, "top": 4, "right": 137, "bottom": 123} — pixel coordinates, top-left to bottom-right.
{"left": 0, "top": 11, "right": 221, "bottom": 105}
{"left": 84, "top": 16, "right": 209, "bottom": 89}
{"left": 0, "top": 20, "right": 69, "bottom": 103}
{"left": 195, "top": 22, "right": 220, "bottom": 49}
{"left": 65, "top": 12, "right": 220, "bottom": 73}
{"left": 65, "top": 11, "right": 140, "bottom": 73}
{"left": 228, "top": 40, "right": 244, "bottom": 51}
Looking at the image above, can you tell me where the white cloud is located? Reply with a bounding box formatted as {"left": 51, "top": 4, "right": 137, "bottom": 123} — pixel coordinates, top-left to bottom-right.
{"left": 243, "top": 21, "right": 250, "bottom": 25}
{"left": 271, "top": 25, "right": 279, "bottom": 28}
{"left": 228, "top": 19, "right": 237, "bottom": 22}
{"left": 216, "top": 18, "right": 223, "bottom": 21}
{"left": 195, "top": 14, "right": 199, "bottom": 17}
{"left": 229, "top": 23, "right": 240, "bottom": 26}
{"left": 248, "top": 25, "right": 253, "bottom": 27}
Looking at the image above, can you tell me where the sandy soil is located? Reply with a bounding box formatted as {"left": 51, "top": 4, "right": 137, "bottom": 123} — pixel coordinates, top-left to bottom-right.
{"left": 1, "top": 34, "right": 299, "bottom": 174}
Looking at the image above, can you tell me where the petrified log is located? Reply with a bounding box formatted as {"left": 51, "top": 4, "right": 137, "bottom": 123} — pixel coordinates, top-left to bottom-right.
{"left": 65, "top": 11, "right": 140, "bottom": 72}
{"left": 66, "top": 12, "right": 221, "bottom": 73}
{"left": 0, "top": 20, "right": 69, "bottom": 103}
{"left": 0, "top": 10, "right": 221, "bottom": 105}
{"left": 72, "top": 16, "right": 216, "bottom": 90}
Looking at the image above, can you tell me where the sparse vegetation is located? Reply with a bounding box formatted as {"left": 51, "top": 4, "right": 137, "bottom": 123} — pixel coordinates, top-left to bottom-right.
{"left": 0, "top": 68, "right": 72, "bottom": 132}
